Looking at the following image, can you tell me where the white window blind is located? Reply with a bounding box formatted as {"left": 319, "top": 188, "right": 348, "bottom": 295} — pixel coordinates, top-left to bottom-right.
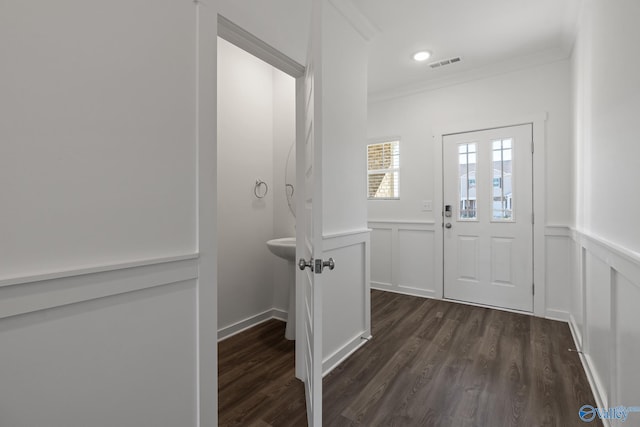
{"left": 367, "top": 141, "right": 399, "bottom": 199}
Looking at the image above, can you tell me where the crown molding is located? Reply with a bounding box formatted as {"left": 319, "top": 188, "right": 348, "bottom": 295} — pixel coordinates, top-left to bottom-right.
{"left": 369, "top": 47, "right": 571, "bottom": 104}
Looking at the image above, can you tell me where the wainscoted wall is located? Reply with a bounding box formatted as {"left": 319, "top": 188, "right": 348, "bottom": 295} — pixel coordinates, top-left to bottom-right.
{"left": 321, "top": 229, "right": 371, "bottom": 375}
{"left": 0, "top": 256, "right": 199, "bottom": 427}
{"left": 369, "top": 221, "right": 436, "bottom": 298}
{"left": 369, "top": 221, "right": 640, "bottom": 412}
{"left": 566, "top": 228, "right": 640, "bottom": 411}
{"left": 544, "top": 225, "right": 640, "bottom": 411}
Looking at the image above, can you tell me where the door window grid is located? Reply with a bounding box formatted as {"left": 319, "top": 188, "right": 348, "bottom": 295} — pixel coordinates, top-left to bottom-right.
{"left": 492, "top": 139, "right": 513, "bottom": 220}
{"left": 458, "top": 143, "right": 477, "bottom": 219}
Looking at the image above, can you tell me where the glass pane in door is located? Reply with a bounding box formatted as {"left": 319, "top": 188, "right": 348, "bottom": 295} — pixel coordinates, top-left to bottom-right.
{"left": 458, "top": 143, "right": 477, "bottom": 220}
{"left": 492, "top": 139, "right": 513, "bottom": 220}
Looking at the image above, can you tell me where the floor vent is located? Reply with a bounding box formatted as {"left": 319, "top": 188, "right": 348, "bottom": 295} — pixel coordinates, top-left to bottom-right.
{"left": 429, "top": 57, "right": 461, "bottom": 69}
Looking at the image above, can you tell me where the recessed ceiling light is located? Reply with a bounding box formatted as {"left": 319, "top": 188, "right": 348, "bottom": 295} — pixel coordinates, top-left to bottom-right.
{"left": 413, "top": 51, "right": 431, "bottom": 62}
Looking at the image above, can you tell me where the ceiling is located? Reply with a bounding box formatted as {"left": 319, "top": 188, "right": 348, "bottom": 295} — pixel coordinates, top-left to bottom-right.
{"left": 350, "top": 0, "right": 583, "bottom": 100}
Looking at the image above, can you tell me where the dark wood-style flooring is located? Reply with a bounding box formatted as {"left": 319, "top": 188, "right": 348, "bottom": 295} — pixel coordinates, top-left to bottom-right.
{"left": 219, "top": 290, "right": 601, "bottom": 426}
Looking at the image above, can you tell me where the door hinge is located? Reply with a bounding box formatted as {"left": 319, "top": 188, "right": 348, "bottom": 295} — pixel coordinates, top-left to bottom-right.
{"left": 532, "top": 283, "right": 535, "bottom": 296}
{"left": 531, "top": 140, "right": 534, "bottom": 154}
{"left": 532, "top": 213, "right": 535, "bottom": 224}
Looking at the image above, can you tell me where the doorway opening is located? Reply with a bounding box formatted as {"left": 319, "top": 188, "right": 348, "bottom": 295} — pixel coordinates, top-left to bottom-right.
{"left": 216, "top": 15, "right": 307, "bottom": 425}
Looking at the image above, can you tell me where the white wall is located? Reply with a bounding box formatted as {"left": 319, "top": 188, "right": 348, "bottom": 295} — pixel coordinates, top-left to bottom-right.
{"left": 573, "top": 0, "right": 640, "bottom": 255}
{"left": 567, "top": 0, "right": 640, "bottom": 411}
{"left": 0, "top": 0, "right": 197, "bottom": 279}
{"left": 368, "top": 60, "right": 572, "bottom": 304}
{"left": 217, "top": 38, "right": 296, "bottom": 333}
{"left": 367, "top": 60, "right": 572, "bottom": 225}
{"left": 0, "top": 1, "right": 205, "bottom": 425}
{"left": 321, "top": 4, "right": 369, "bottom": 236}
{"left": 319, "top": 1, "right": 371, "bottom": 372}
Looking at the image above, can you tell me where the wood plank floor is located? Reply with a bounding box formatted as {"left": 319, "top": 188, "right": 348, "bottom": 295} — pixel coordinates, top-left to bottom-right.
{"left": 219, "top": 290, "right": 601, "bottom": 426}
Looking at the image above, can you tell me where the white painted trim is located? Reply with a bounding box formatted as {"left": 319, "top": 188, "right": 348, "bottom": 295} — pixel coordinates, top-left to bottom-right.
{"left": 0, "top": 257, "right": 198, "bottom": 320}
{"left": 584, "top": 353, "right": 611, "bottom": 412}
{"left": 545, "top": 309, "right": 571, "bottom": 322}
{"left": 322, "top": 332, "right": 370, "bottom": 376}
{"left": 217, "top": 309, "right": 288, "bottom": 342}
{"left": 568, "top": 315, "right": 610, "bottom": 427}
{"left": 564, "top": 228, "right": 640, "bottom": 425}
{"left": 436, "top": 113, "right": 548, "bottom": 139}
{"left": 545, "top": 225, "right": 573, "bottom": 237}
{"left": 369, "top": 221, "right": 437, "bottom": 298}
{"left": 369, "top": 48, "right": 569, "bottom": 103}
{"left": 368, "top": 135, "right": 402, "bottom": 145}
{"left": 532, "top": 116, "right": 547, "bottom": 318}
{"left": 371, "top": 283, "right": 436, "bottom": 299}
{"left": 217, "top": 15, "right": 305, "bottom": 78}
{"left": 368, "top": 220, "right": 436, "bottom": 226}
{"left": 323, "top": 227, "right": 371, "bottom": 243}
{"left": 574, "top": 228, "right": 640, "bottom": 289}
{"left": 434, "top": 115, "right": 548, "bottom": 316}
{"left": 321, "top": 229, "right": 371, "bottom": 376}
{"left": 198, "top": 2, "right": 219, "bottom": 426}
{"left": 0, "top": 253, "right": 199, "bottom": 288}
{"left": 327, "top": 0, "right": 380, "bottom": 42}
{"left": 569, "top": 313, "right": 583, "bottom": 354}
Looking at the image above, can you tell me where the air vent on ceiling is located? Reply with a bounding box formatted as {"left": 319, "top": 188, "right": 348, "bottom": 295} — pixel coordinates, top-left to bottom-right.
{"left": 429, "top": 57, "right": 461, "bottom": 69}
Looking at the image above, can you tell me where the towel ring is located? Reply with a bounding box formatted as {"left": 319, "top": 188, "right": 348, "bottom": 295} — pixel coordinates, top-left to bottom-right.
{"left": 254, "top": 179, "right": 268, "bottom": 199}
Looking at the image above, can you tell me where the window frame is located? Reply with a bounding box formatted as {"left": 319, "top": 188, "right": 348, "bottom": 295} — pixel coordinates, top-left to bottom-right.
{"left": 367, "top": 139, "right": 400, "bottom": 200}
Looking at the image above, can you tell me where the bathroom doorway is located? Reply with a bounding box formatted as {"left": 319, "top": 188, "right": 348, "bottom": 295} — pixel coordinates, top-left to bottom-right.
{"left": 216, "top": 16, "right": 306, "bottom": 425}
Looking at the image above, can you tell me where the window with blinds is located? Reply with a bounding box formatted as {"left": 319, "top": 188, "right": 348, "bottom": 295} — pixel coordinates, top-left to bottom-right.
{"left": 367, "top": 140, "right": 400, "bottom": 199}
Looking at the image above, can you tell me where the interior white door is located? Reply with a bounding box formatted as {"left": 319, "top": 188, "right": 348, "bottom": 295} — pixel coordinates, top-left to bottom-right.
{"left": 443, "top": 124, "right": 533, "bottom": 312}
{"left": 296, "top": 1, "right": 323, "bottom": 425}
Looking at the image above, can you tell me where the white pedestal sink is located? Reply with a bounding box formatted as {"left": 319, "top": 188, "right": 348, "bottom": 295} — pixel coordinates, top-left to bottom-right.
{"left": 266, "top": 237, "right": 296, "bottom": 340}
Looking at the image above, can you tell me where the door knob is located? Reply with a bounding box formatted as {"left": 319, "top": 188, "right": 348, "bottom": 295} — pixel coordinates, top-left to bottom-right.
{"left": 298, "top": 258, "right": 314, "bottom": 271}
{"left": 314, "top": 257, "right": 335, "bottom": 273}
{"left": 445, "top": 223, "right": 452, "bottom": 229}
{"left": 323, "top": 258, "right": 335, "bottom": 270}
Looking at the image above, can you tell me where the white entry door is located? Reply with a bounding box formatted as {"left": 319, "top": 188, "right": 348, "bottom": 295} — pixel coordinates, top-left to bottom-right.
{"left": 443, "top": 124, "right": 533, "bottom": 312}
{"left": 296, "top": 1, "right": 324, "bottom": 425}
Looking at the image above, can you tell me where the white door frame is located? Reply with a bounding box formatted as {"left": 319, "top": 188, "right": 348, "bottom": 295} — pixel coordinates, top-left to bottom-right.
{"left": 433, "top": 113, "right": 547, "bottom": 317}
{"left": 216, "top": 5, "right": 310, "bottom": 383}
{"left": 197, "top": 12, "right": 307, "bottom": 427}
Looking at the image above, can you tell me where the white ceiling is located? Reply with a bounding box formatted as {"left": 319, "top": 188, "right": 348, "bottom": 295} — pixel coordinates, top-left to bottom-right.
{"left": 350, "top": 0, "right": 583, "bottom": 99}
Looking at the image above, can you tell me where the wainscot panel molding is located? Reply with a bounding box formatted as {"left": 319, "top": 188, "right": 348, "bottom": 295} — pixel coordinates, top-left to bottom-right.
{"left": 565, "top": 227, "right": 640, "bottom": 416}
{"left": 368, "top": 221, "right": 436, "bottom": 298}
{"left": 321, "top": 228, "right": 371, "bottom": 376}
{"left": 0, "top": 255, "right": 199, "bottom": 320}
{"left": 544, "top": 226, "right": 573, "bottom": 322}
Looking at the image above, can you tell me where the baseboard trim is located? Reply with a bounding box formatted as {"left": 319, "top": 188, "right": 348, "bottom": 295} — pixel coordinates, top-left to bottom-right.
{"left": 545, "top": 308, "right": 571, "bottom": 322}
{"left": 568, "top": 314, "right": 610, "bottom": 427}
{"left": 371, "top": 283, "right": 436, "bottom": 299}
{"left": 218, "top": 308, "right": 288, "bottom": 342}
{"left": 322, "top": 332, "right": 370, "bottom": 377}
